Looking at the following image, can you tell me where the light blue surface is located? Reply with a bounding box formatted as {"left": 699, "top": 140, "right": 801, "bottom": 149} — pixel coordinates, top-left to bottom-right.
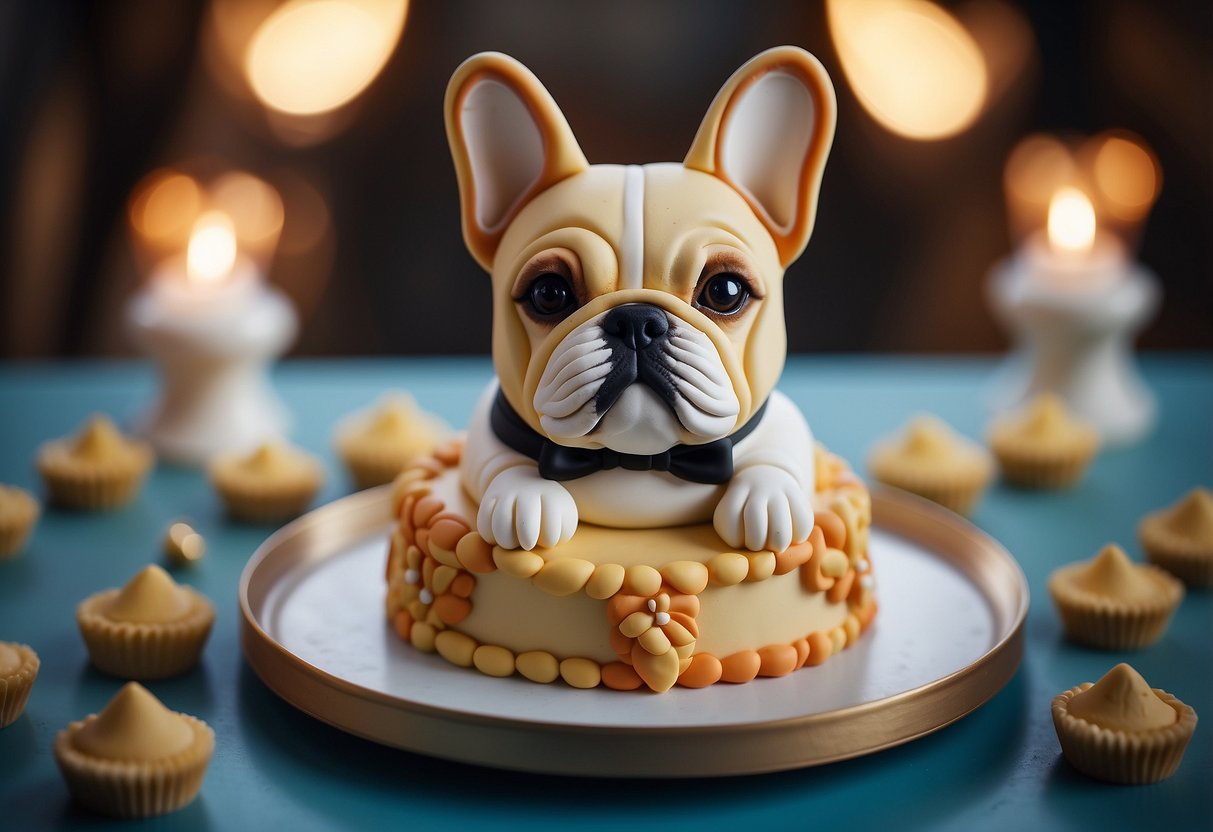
{"left": 0, "top": 355, "right": 1210, "bottom": 831}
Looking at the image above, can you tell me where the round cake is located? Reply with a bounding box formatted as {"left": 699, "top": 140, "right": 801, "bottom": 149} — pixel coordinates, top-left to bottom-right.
{"left": 385, "top": 441, "right": 876, "bottom": 693}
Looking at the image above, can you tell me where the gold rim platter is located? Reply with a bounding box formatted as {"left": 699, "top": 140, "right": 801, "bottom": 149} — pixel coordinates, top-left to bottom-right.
{"left": 239, "top": 485, "right": 1027, "bottom": 777}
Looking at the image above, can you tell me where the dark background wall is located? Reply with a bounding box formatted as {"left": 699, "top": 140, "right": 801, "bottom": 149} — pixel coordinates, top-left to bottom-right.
{"left": 0, "top": 0, "right": 1209, "bottom": 358}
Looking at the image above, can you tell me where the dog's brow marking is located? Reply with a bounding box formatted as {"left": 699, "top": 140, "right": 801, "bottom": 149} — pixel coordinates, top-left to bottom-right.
{"left": 622, "top": 165, "right": 644, "bottom": 290}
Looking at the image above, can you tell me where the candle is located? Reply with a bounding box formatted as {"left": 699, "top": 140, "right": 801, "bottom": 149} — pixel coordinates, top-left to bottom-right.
{"left": 126, "top": 196, "right": 297, "bottom": 465}
{"left": 987, "top": 143, "right": 1161, "bottom": 445}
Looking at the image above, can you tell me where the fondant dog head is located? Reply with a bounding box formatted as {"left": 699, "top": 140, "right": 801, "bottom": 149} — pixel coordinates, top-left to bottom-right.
{"left": 446, "top": 47, "right": 835, "bottom": 455}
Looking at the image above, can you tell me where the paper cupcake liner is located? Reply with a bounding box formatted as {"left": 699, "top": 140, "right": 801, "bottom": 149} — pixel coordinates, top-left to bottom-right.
{"left": 1048, "top": 571, "right": 1183, "bottom": 650}
{"left": 871, "top": 471, "right": 989, "bottom": 515}
{"left": 0, "top": 520, "right": 36, "bottom": 559}
{"left": 341, "top": 452, "right": 413, "bottom": 490}
{"left": 55, "top": 715, "right": 213, "bottom": 818}
{"left": 992, "top": 447, "right": 1096, "bottom": 489}
{"left": 214, "top": 482, "right": 319, "bottom": 523}
{"left": 41, "top": 469, "right": 148, "bottom": 511}
{"left": 0, "top": 643, "right": 40, "bottom": 728}
{"left": 1139, "top": 521, "right": 1213, "bottom": 588}
{"left": 77, "top": 591, "right": 214, "bottom": 680}
{"left": 1052, "top": 685, "right": 1197, "bottom": 784}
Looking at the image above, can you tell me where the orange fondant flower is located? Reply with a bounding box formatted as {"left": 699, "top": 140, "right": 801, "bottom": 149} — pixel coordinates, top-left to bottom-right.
{"left": 607, "top": 590, "right": 699, "bottom": 692}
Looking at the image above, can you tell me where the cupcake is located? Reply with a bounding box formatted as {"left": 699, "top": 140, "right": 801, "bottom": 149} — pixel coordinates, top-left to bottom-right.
{"left": 1138, "top": 487, "right": 1213, "bottom": 587}
{"left": 987, "top": 394, "right": 1100, "bottom": 488}
{"left": 1052, "top": 663, "right": 1197, "bottom": 784}
{"left": 208, "top": 442, "right": 324, "bottom": 522}
{"left": 77, "top": 565, "right": 214, "bottom": 679}
{"left": 0, "top": 484, "right": 39, "bottom": 558}
{"left": 867, "top": 416, "right": 994, "bottom": 514}
{"left": 37, "top": 416, "right": 154, "bottom": 510}
{"left": 54, "top": 682, "right": 214, "bottom": 818}
{"left": 334, "top": 393, "right": 450, "bottom": 489}
{"left": 1048, "top": 544, "right": 1183, "bottom": 649}
{"left": 0, "top": 641, "right": 39, "bottom": 728}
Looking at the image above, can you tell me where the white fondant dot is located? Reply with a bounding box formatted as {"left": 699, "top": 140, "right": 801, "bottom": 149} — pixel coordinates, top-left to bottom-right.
{"left": 857, "top": 559, "right": 870, "bottom": 573}
{"left": 654, "top": 611, "right": 671, "bottom": 626}
{"left": 405, "top": 569, "right": 420, "bottom": 585}
{"left": 860, "top": 575, "right": 875, "bottom": 590}
{"left": 647, "top": 599, "right": 657, "bottom": 612}
{"left": 419, "top": 588, "right": 434, "bottom": 605}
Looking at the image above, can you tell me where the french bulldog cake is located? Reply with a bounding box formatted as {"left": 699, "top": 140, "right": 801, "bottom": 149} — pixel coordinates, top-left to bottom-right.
{"left": 385, "top": 46, "right": 876, "bottom": 692}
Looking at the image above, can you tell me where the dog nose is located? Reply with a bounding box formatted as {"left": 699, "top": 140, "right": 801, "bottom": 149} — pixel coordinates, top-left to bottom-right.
{"left": 603, "top": 304, "right": 669, "bottom": 350}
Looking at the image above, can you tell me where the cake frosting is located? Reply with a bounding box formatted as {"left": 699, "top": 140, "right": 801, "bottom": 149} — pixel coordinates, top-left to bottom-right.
{"left": 209, "top": 441, "right": 324, "bottom": 522}
{"left": 386, "top": 443, "right": 875, "bottom": 692}
{"left": 988, "top": 394, "right": 1099, "bottom": 488}
{"left": 335, "top": 393, "right": 450, "bottom": 489}
{"left": 37, "top": 416, "right": 154, "bottom": 510}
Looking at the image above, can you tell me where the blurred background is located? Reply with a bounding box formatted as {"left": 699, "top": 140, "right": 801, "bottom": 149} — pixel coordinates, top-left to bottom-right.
{"left": 0, "top": 0, "right": 1208, "bottom": 359}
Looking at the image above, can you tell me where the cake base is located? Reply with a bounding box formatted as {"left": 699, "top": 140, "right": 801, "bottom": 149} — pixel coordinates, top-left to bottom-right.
{"left": 384, "top": 443, "right": 875, "bottom": 692}
{"left": 238, "top": 484, "right": 1027, "bottom": 775}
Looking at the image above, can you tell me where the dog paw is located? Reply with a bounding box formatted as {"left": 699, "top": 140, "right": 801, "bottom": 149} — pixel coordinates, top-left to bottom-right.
{"left": 714, "top": 466, "right": 813, "bottom": 553}
{"left": 477, "top": 466, "right": 578, "bottom": 550}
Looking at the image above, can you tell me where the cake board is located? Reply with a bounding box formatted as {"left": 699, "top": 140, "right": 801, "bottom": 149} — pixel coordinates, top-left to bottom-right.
{"left": 239, "top": 485, "right": 1027, "bottom": 777}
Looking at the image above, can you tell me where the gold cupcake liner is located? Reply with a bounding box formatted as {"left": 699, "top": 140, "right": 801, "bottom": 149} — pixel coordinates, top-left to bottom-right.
{"left": 869, "top": 469, "right": 989, "bottom": 515}
{"left": 991, "top": 444, "right": 1097, "bottom": 489}
{"left": 55, "top": 715, "right": 214, "bottom": 818}
{"left": 1052, "top": 684, "right": 1197, "bottom": 784}
{"left": 39, "top": 464, "right": 151, "bottom": 511}
{"left": 77, "top": 591, "right": 214, "bottom": 680}
{"left": 1139, "top": 520, "right": 1213, "bottom": 588}
{"left": 1048, "top": 570, "right": 1183, "bottom": 650}
{"left": 0, "top": 643, "right": 40, "bottom": 728}
{"left": 340, "top": 451, "right": 413, "bottom": 491}
{"left": 213, "top": 481, "right": 320, "bottom": 523}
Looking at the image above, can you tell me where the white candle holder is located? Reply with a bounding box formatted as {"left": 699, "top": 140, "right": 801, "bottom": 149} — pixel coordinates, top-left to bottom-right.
{"left": 986, "top": 241, "right": 1159, "bottom": 445}
{"left": 125, "top": 257, "right": 298, "bottom": 465}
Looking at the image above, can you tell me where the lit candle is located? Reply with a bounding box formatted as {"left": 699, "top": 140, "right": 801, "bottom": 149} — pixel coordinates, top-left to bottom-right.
{"left": 987, "top": 145, "right": 1161, "bottom": 445}
{"left": 126, "top": 194, "right": 297, "bottom": 465}
{"left": 1016, "top": 186, "right": 1125, "bottom": 291}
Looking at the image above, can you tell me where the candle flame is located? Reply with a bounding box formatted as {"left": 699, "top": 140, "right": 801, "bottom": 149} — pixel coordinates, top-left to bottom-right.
{"left": 186, "top": 211, "right": 238, "bottom": 285}
{"left": 827, "top": 0, "right": 988, "bottom": 140}
{"left": 244, "top": 0, "right": 407, "bottom": 117}
{"left": 1047, "top": 187, "right": 1097, "bottom": 255}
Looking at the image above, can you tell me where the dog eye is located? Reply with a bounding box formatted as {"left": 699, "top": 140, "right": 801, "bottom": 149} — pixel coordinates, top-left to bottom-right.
{"left": 526, "top": 273, "right": 577, "bottom": 319}
{"left": 696, "top": 273, "right": 750, "bottom": 315}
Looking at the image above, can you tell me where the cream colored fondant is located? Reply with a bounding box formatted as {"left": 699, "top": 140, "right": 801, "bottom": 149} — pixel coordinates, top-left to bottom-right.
{"left": 1067, "top": 664, "right": 1177, "bottom": 732}
{"left": 0, "top": 643, "right": 20, "bottom": 675}
{"left": 995, "top": 394, "right": 1094, "bottom": 445}
{"left": 73, "top": 416, "right": 128, "bottom": 461}
{"left": 391, "top": 462, "right": 866, "bottom": 681}
{"left": 447, "top": 49, "right": 834, "bottom": 553}
{"left": 105, "top": 565, "right": 193, "bottom": 624}
{"left": 72, "top": 683, "right": 195, "bottom": 762}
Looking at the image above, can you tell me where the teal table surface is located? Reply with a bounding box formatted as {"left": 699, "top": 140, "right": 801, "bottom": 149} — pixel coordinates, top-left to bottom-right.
{"left": 0, "top": 355, "right": 1210, "bottom": 831}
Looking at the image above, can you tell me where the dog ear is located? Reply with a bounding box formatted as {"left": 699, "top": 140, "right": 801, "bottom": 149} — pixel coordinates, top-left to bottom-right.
{"left": 445, "top": 53, "right": 589, "bottom": 270}
{"left": 685, "top": 47, "right": 836, "bottom": 267}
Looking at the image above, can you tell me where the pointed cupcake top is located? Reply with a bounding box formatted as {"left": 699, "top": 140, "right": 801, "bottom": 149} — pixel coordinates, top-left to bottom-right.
{"left": 104, "top": 565, "right": 193, "bottom": 623}
{"left": 1015, "top": 394, "right": 1088, "bottom": 440}
{"left": 0, "top": 643, "right": 21, "bottom": 675}
{"left": 72, "top": 682, "right": 195, "bottom": 762}
{"left": 0, "top": 484, "right": 37, "bottom": 521}
{"left": 901, "top": 417, "right": 963, "bottom": 461}
{"left": 1068, "top": 663, "right": 1177, "bottom": 731}
{"left": 362, "top": 396, "right": 417, "bottom": 440}
{"left": 1072, "top": 544, "right": 1158, "bottom": 602}
{"left": 1159, "top": 488, "right": 1213, "bottom": 545}
{"left": 71, "top": 416, "right": 128, "bottom": 461}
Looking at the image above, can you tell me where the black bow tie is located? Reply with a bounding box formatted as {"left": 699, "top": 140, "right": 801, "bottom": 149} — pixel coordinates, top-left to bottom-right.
{"left": 490, "top": 390, "right": 767, "bottom": 485}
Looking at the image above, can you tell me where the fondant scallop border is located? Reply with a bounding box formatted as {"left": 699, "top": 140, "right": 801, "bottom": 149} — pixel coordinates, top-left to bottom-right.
{"left": 385, "top": 441, "right": 876, "bottom": 692}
